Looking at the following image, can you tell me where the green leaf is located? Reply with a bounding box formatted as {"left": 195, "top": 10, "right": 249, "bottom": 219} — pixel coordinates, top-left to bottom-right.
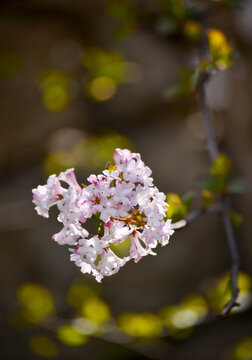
{"left": 207, "top": 154, "right": 233, "bottom": 193}
{"left": 210, "top": 154, "right": 232, "bottom": 179}
{"left": 57, "top": 325, "right": 89, "bottom": 346}
{"left": 17, "top": 283, "right": 54, "bottom": 324}
{"left": 159, "top": 0, "right": 187, "bottom": 19}
{"left": 201, "top": 189, "right": 214, "bottom": 208}
{"left": 29, "top": 336, "right": 58, "bottom": 358}
{"left": 166, "top": 193, "right": 187, "bottom": 221}
{"left": 164, "top": 68, "right": 198, "bottom": 99}
{"left": 230, "top": 211, "right": 243, "bottom": 228}
{"left": 182, "top": 192, "right": 196, "bottom": 211}
{"left": 112, "top": 22, "right": 134, "bottom": 40}
{"left": 199, "top": 175, "right": 220, "bottom": 192}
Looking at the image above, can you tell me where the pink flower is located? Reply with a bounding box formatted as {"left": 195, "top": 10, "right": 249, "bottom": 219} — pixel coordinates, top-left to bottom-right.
{"left": 32, "top": 149, "right": 175, "bottom": 282}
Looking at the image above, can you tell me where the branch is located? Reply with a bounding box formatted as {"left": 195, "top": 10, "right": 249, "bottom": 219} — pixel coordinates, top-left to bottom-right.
{"left": 185, "top": 203, "right": 223, "bottom": 224}
{"left": 219, "top": 207, "right": 240, "bottom": 317}
{"left": 197, "top": 27, "right": 240, "bottom": 317}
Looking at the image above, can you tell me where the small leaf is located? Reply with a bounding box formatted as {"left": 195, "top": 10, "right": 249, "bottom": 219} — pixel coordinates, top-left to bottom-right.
{"left": 164, "top": 68, "right": 198, "bottom": 99}
{"left": 198, "top": 175, "right": 220, "bottom": 192}
{"left": 118, "top": 312, "right": 163, "bottom": 337}
{"left": 17, "top": 283, "right": 54, "bottom": 324}
{"left": 183, "top": 20, "right": 202, "bottom": 42}
{"left": 207, "top": 29, "right": 233, "bottom": 70}
{"left": 182, "top": 192, "right": 196, "bottom": 211}
{"left": 201, "top": 189, "right": 214, "bottom": 208}
{"left": 81, "top": 298, "right": 110, "bottom": 325}
{"left": 166, "top": 193, "right": 187, "bottom": 221}
{"left": 57, "top": 325, "right": 89, "bottom": 346}
{"left": 229, "top": 211, "right": 243, "bottom": 228}
{"left": 29, "top": 336, "right": 58, "bottom": 358}
{"left": 210, "top": 154, "right": 232, "bottom": 179}
{"left": 209, "top": 154, "right": 232, "bottom": 192}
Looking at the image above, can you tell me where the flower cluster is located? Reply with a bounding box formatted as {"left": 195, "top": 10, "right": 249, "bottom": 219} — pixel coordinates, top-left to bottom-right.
{"left": 32, "top": 149, "right": 174, "bottom": 282}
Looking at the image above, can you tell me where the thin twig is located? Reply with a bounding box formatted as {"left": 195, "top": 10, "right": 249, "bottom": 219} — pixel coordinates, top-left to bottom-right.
{"left": 220, "top": 208, "right": 240, "bottom": 317}
{"left": 197, "top": 26, "right": 240, "bottom": 317}
{"left": 197, "top": 28, "right": 219, "bottom": 161}
{"left": 185, "top": 203, "right": 224, "bottom": 224}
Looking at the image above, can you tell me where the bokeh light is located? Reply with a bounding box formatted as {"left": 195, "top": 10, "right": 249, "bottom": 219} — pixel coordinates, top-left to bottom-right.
{"left": 80, "top": 297, "right": 110, "bottom": 325}
{"left": 233, "top": 337, "right": 252, "bottom": 360}
{"left": 160, "top": 295, "right": 208, "bottom": 331}
{"left": 88, "top": 76, "right": 117, "bottom": 102}
{"left": 29, "top": 336, "right": 58, "bottom": 358}
{"left": 207, "top": 29, "right": 232, "bottom": 70}
{"left": 38, "top": 69, "right": 71, "bottom": 112}
{"left": 67, "top": 282, "right": 99, "bottom": 310}
{"left": 208, "top": 272, "right": 251, "bottom": 313}
{"left": 118, "top": 313, "right": 163, "bottom": 338}
{"left": 17, "top": 283, "right": 54, "bottom": 324}
{"left": 57, "top": 325, "right": 89, "bottom": 346}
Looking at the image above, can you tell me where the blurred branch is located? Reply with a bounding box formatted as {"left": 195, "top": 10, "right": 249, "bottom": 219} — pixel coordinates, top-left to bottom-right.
{"left": 196, "top": 26, "right": 240, "bottom": 317}
{"left": 197, "top": 29, "right": 219, "bottom": 162}
{"left": 220, "top": 205, "right": 240, "bottom": 317}
{"left": 185, "top": 203, "right": 223, "bottom": 224}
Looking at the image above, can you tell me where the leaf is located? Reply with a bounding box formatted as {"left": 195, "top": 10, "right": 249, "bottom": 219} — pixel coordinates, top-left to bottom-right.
{"left": 164, "top": 68, "right": 198, "bottom": 99}
{"left": 198, "top": 175, "right": 220, "bottom": 192}
{"left": 29, "top": 337, "right": 58, "bottom": 358}
{"left": 166, "top": 193, "right": 187, "bottom": 221}
{"left": 210, "top": 154, "right": 232, "bottom": 180}
{"left": 182, "top": 192, "right": 196, "bottom": 211}
{"left": 201, "top": 189, "right": 214, "bottom": 208}
{"left": 229, "top": 211, "right": 243, "bottom": 228}
{"left": 57, "top": 325, "right": 89, "bottom": 346}
{"left": 207, "top": 29, "right": 233, "bottom": 70}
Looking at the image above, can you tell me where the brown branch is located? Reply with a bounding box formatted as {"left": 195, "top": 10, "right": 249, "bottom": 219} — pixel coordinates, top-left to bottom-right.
{"left": 197, "top": 27, "right": 240, "bottom": 317}
{"left": 219, "top": 207, "right": 240, "bottom": 317}
{"left": 185, "top": 203, "right": 224, "bottom": 224}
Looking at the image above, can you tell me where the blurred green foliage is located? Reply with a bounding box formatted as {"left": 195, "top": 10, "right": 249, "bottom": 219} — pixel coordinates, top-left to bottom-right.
{"left": 73, "top": 132, "right": 132, "bottom": 170}
{"left": 201, "top": 189, "right": 214, "bottom": 208}
{"left": 67, "top": 282, "right": 99, "bottom": 309}
{"left": 208, "top": 272, "right": 251, "bottom": 314}
{"left": 82, "top": 47, "right": 140, "bottom": 101}
{"left": 200, "top": 154, "right": 232, "bottom": 194}
{"left": 17, "top": 283, "right": 54, "bottom": 324}
{"left": 44, "top": 131, "right": 133, "bottom": 175}
{"left": 80, "top": 297, "right": 110, "bottom": 325}
{"left": 166, "top": 193, "right": 187, "bottom": 222}
{"left": 118, "top": 312, "right": 163, "bottom": 338}
{"left": 183, "top": 20, "right": 202, "bottom": 42}
{"left": 229, "top": 210, "right": 244, "bottom": 228}
{"left": 166, "top": 192, "right": 195, "bottom": 222}
{"left": 29, "top": 336, "right": 58, "bottom": 358}
{"left": 160, "top": 295, "right": 208, "bottom": 332}
{"left": 165, "top": 67, "right": 198, "bottom": 99}
{"left": 205, "top": 29, "right": 233, "bottom": 70}
{"left": 12, "top": 270, "right": 251, "bottom": 357}
{"left": 233, "top": 337, "right": 252, "bottom": 360}
{"left": 38, "top": 69, "right": 70, "bottom": 112}
{"left": 106, "top": 0, "right": 137, "bottom": 39}
{"left": 57, "top": 325, "right": 89, "bottom": 346}
{"left": 159, "top": 0, "right": 187, "bottom": 20}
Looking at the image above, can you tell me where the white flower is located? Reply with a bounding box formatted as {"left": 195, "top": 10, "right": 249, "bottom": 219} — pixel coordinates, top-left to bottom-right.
{"left": 32, "top": 149, "right": 175, "bottom": 282}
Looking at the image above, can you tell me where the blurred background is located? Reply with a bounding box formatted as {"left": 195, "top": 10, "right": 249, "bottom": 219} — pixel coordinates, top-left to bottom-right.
{"left": 0, "top": 0, "right": 252, "bottom": 359}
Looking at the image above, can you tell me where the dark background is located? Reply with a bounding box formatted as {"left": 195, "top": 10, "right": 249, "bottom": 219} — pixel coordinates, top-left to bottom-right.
{"left": 0, "top": 0, "right": 252, "bottom": 359}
